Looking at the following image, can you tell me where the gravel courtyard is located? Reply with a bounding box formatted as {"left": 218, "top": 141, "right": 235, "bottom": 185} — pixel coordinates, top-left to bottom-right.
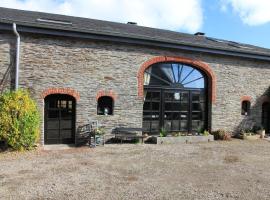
{"left": 1, "top": 139, "right": 270, "bottom": 200}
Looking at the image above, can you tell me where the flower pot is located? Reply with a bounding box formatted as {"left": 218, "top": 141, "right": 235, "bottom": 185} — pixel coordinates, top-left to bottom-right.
{"left": 260, "top": 130, "right": 265, "bottom": 139}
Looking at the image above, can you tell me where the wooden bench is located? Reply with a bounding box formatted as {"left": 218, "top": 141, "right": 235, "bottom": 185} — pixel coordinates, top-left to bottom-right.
{"left": 76, "top": 124, "right": 96, "bottom": 147}
{"left": 113, "top": 127, "right": 144, "bottom": 144}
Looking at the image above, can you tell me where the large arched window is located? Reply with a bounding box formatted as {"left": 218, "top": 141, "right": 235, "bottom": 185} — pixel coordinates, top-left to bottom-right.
{"left": 143, "top": 62, "right": 207, "bottom": 134}
{"left": 144, "top": 63, "right": 205, "bottom": 88}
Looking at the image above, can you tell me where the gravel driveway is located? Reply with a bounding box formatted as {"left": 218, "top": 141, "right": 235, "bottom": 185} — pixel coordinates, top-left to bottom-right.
{"left": 1, "top": 139, "right": 270, "bottom": 200}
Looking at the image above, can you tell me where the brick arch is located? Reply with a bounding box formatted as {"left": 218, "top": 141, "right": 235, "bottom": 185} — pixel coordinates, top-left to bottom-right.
{"left": 259, "top": 95, "right": 270, "bottom": 105}
{"left": 41, "top": 88, "right": 80, "bottom": 101}
{"left": 96, "top": 89, "right": 117, "bottom": 101}
{"left": 137, "top": 56, "right": 216, "bottom": 103}
{"left": 240, "top": 95, "right": 252, "bottom": 103}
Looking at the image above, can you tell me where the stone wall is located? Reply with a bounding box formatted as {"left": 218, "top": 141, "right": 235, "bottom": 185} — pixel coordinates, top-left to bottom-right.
{"left": 0, "top": 33, "right": 15, "bottom": 93}
{"left": 1, "top": 31, "right": 270, "bottom": 144}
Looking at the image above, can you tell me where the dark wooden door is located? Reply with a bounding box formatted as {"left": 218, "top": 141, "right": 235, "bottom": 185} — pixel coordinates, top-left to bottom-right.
{"left": 45, "top": 95, "right": 75, "bottom": 144}
{"left": 262, "top": 102, "right": 270, "bottom": 134}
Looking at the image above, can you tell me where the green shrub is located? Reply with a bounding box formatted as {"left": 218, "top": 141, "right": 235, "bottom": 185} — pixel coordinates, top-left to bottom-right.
{"left": 0, "top": 89, "right": 40, "bottom": 151}
{"left": 203, "top": 130, "right": 210, "bottom": 136}
{"left": 159, "top": 127, "right": 168, "bottom": 137}
{"left": 212, "top": 129, "right": 231, "bottom": 141}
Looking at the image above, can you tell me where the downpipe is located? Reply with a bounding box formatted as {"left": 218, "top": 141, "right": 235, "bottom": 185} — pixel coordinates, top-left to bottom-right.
{"left": 12, "top": 23, "right": 20, "bottom": 90}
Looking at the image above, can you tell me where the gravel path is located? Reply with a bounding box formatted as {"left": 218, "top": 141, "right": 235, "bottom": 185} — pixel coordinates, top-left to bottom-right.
{"left": 1, "top": 139, "right": 270, "bottom": 200}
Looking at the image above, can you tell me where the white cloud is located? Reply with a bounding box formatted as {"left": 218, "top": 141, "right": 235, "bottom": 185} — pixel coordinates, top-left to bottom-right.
{"left": 221, "top": 0, "right": 270, "bottom": 26}
{"left": 0, "top": 0, "right": 203, "bottom": 32}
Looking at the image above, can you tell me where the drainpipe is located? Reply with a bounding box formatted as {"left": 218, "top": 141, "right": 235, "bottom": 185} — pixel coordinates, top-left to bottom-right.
{"left": 12, "top": 23, "right": 20, "bottom": 90}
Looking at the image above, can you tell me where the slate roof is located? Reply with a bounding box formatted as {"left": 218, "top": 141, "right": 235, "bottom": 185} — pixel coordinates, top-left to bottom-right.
{"left": 0, "top": 6, "right": 270, "bottom": 58}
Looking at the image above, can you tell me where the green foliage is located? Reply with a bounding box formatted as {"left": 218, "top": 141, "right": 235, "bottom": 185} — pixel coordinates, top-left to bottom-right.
{"left": 212, "top": 129, "right": 231, "bottom": 141}
{"left": 203, "top": 130, "right": 210, "bottom": 136}
{"left": 159, "top": 127, "right": 167, "bottom": 137}
{"left": 95, "top": 127, "right": 105, "bottom": 135}
{"left": 0, "top": 89, "right": 40, "bottom": 151}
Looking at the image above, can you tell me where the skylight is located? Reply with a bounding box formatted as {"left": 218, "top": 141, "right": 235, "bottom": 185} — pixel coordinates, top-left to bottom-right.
{"left": 36, "top": 18, "right": 72, "bottom": 25}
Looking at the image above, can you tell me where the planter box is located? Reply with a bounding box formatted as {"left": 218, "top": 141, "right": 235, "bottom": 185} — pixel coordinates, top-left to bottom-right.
{"left": 153, "top": 135, "right": 214, "bottom": 145}
{"left": 244, "top": 134, "right": 260, "bottom": 140}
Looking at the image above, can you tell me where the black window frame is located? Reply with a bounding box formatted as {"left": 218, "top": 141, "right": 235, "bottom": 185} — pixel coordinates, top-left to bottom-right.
{"left": 97, "top": 96, "right": 114, "bottom": 115}
{"left": 241, "top": 100, "right": 251, "bottom": 115}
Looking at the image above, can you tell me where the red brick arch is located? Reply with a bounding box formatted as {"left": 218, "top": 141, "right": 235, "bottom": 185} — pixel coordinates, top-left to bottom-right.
{"left": 240, "top": 95, "right": 252, "bottom": 103}
{"left": 96, "top": 89, "right": 117, "bottom": 101}
{"left": 41, "top": 88, "right": 80, "bottom": 101}
{"left": 137, "top": 56, "right": 216, "bottom": 103}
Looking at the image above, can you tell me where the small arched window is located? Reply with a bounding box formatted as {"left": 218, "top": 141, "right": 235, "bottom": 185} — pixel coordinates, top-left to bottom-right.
{"left": 241, "top": 100, "right": 251, "bottom": 115}
{"left": 97, "top": 96, "right": 114, "bottom": 115}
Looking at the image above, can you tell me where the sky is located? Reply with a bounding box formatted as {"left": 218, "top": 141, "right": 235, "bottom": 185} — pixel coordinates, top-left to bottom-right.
{"left": 1, "top": 0, "right": 270, "bottom": 48}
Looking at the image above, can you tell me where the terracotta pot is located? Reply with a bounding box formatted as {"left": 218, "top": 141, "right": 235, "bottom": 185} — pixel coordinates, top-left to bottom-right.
{"left": 257, "top": 130, "right": 265, "bottom": 138}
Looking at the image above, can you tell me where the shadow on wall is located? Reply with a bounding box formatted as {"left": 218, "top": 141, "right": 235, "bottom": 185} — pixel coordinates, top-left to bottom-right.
{"left": 235, "top": 87, "right": 270, "bottom": 134}
{"left": 0, "top": 43, "right": 15, "bottom": 94}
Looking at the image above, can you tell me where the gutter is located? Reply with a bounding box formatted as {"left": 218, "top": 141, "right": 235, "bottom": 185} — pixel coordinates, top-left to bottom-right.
{"left": 12, "top": 23, "right": 20, "bottom": 90}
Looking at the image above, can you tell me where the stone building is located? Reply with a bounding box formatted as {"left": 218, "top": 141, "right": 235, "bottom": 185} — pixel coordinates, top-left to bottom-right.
{"left": 1, "top": 7, "right": 270, "bottom": 145}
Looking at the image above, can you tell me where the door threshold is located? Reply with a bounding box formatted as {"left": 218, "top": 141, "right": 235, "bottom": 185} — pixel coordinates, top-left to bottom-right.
{"left": 43, "top": 144, "right": 75, "bottom": 151}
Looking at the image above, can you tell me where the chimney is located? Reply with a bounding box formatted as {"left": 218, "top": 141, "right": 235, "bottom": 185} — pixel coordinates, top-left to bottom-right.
{"left": 127, "top": 22, "right": 137, "bottom": 25}
{"left": 194, "top": 32, "right": 205, "bottom": 36}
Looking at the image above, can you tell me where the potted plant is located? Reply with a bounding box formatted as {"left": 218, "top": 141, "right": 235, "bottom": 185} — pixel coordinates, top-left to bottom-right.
{"left": 159, "top": 127, "right": 167, "bottom": 137}
{"left": 253, "top": 125, "right": 265, "bottom": 139}
{"left": 95, "top": 127, "right": 105, "bottom": 145}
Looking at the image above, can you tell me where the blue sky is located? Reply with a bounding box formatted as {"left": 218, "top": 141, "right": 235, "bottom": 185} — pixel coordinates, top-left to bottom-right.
{"left": 1, "top": 0, "right": 270, "bottom": 48}
{"left": 203, "top": 1, "right": 270, "bottom": 48}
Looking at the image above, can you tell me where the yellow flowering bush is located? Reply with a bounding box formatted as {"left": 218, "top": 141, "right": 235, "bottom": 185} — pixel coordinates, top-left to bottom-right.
{"left": 0, "top": 89, "right": 40, "bottom": 150}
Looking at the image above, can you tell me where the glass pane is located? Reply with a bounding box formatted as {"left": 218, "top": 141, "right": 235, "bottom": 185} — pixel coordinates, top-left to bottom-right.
{"left": 152, "top": 92, "right": 161, "bottom": 101}
{"left": 172, "top": 120, "right": 180, "bottom": 131}
{"left": 172, "top": 64, "right": 180, "bottom": 82}
{"left": 160, "top": 64, "right": 174, "bottom": 83}
{"left": 180, "top": 65, "right": 193, "bottom": 82}
{"left": 192, "top": 103, "right": 203, "bottom": 111}
{"left": 49, "top": 100, "right": 57, "bottom": 108}
{"left": 61, "top": 120, "right": 72, "bottom": 129}
{"left": 180, "top": 121, "right": 188, "bottom": 131}
{"left": 46, "top": 130, "right": 59, "bottom": 139}
{"left": 152, "top": 102, "right": 160, "bottom": 111}
{"left": 185, "top": 78, "right": 204, "bottom": 88}
{"left": 180, "top": 103, "right": 188, "bottom": 111}
{"left": 143, "top": 112, "right": 152, "bottom": 120}
{"left": 60, "top": 100, "right": 67, "bottom": 108}
{"left": 144, "top": 91, "right": 151, "bottom": 101}
{"left": 164, "top": 112, "right": 173, "bottom": 120}
{"left": 151, "top": 112, "right": 160, "bottom": 120}
{"left": 164, "top": 121, "right": 171, "bottom": 131}
{"left": 61, "top": 130, "right": 72, "bottom": 139}
{"left": 47, "top": 121, "right": 59, "bottom": 129}
{"left": 165, "top": 92, "right": 174, "bottom": 101}
{"left": 143, "top": 102, "right": 151, "bottom": 111}
{"left": 48, "top": 110, "right": 59, "bottom": 119}
{"left": 61, "top": 110, "right": 73, "bottom": 119}
{"left": 151, "top": 121, "right": 159, "bottom": 131}
{"left": 68, "top": 101, "right": 73, "bottom": 109}
{"left": 180, "top": 113, "right": 188, "bottom": 120}
{"left": 192, "top": 112, "right": 203, "bottom": 120}
{"left": 192, "top": 120, "right": 204, "bottom": 131}
{"left": 143, "top": 121, "right": 151, "bottom": 132}
{"left": 181, "top": 92, "right": 189, "bottom": 102}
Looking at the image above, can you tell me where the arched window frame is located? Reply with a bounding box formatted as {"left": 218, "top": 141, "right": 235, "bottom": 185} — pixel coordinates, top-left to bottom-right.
{"left": 97, "top": 96, "right": 114, "bottom": 115}
{"left": 241, "top": 100, "right": 251, "bottom": 116}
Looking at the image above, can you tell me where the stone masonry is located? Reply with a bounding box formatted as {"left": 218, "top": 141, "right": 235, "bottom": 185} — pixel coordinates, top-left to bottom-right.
{"left": 1, "top": 31, "right": 270, "bottom": 144}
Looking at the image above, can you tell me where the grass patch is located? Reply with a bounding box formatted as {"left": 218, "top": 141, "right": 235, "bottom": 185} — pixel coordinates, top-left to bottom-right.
{"left": 224, "top": 155, "right": 239, "bottom": 163}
